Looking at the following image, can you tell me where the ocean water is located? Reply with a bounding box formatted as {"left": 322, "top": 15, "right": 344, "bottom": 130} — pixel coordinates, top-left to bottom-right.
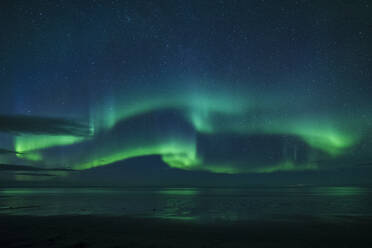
{"left": 1, "top": 186, "right": 371, "bottom": 223}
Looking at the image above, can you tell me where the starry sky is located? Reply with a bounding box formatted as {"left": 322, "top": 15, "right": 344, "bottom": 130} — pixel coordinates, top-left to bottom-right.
{"left": 1, "top": 0, "right": 372, "bottom": 185}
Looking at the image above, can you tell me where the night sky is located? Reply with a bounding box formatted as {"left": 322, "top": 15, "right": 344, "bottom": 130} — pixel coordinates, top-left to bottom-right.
{"left": 1, "top": 0, "right": 372, "bottom": 186}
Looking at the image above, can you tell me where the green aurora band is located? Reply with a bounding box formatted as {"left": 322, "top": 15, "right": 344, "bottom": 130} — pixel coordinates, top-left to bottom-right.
{"left": 11, "top": 81, "right": 367, "bottom": 174}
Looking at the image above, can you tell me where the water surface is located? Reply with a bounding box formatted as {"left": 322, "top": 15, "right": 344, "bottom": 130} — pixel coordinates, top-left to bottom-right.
{"left": 1, "top": 186, "right": 371, "bottom": 223}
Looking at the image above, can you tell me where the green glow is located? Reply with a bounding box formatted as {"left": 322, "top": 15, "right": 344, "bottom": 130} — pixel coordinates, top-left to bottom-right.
{"left": 162, "top": 152, "right": 201, "bottom": 170}
{"left": 74, "top": 147, "right": 159, "bottom": 170}
{"left": 253, "top": 161, "right": 318, "bottom": 173}
{"left": 91, "top": 83, "right": 248, "bottom": 131}
{"left": 15, "top": 135, "right": 85, "bottom": 153}
{"left": 11, "top": 80, "right": 366, "bottom": 175}
{"left": 23, "top": 112, "right": 357, "bottom": 174}
{"left": 189, "top": 113, "right": 358, "bottom": 156}
{"left": 73, "top": 139, "right": 199, "bottom": 170}
{"left": 285, "top": 121, "right": 356, "bottom": 155}
{"left": 188, "top": 161, "right": 318, "bottom": 174}
{"left": 199, "top": 166, "right": 241, "bottom": 174}
{"left": 16, "top": 152, "right": 43, "bottom": 162}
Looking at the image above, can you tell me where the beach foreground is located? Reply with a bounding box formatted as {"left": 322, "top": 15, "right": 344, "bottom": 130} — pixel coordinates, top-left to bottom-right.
{"left": 1, "top": 215, "right": 372, "bottom": 248}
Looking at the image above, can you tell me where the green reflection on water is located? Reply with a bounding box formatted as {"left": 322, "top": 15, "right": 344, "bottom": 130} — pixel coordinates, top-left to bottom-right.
{"left": 0, "top": 188, "right": 60, "bottom": 194}
{"left": 156, "top": 188, "right": 200, "bottom": 196}
{"left": 152, "top": 214, "right": 199, "bottom": 221}
{"left": 311, "top": 186, "right": 366, "bottom": 196}
{"left": 154, "top": 188, "right": 200, "bottom": 221}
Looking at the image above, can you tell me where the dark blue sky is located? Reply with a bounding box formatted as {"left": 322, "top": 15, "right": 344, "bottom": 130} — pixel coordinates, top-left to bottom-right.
{"left": 1, "top": 0, "right": 372, "bottom": 186}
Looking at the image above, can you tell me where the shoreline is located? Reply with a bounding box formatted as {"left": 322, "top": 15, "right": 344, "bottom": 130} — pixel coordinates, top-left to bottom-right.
{"left": 1, "top": 214, "right": 372, "bottom": 247}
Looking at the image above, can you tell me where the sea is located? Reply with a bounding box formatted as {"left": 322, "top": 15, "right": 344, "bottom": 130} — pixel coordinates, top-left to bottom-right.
{"left": 1, "top": 186, "right": 371, "bottom": 223}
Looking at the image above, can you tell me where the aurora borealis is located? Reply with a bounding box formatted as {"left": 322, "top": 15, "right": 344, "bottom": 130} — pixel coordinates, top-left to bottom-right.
{"left": 1, "top": 0, "right": 372, "bottom": 184}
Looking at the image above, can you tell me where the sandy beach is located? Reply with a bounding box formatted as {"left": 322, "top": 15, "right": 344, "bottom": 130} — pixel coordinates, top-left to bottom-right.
{"left": 1, "top": 214, "right": 372, "bottom": 248}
